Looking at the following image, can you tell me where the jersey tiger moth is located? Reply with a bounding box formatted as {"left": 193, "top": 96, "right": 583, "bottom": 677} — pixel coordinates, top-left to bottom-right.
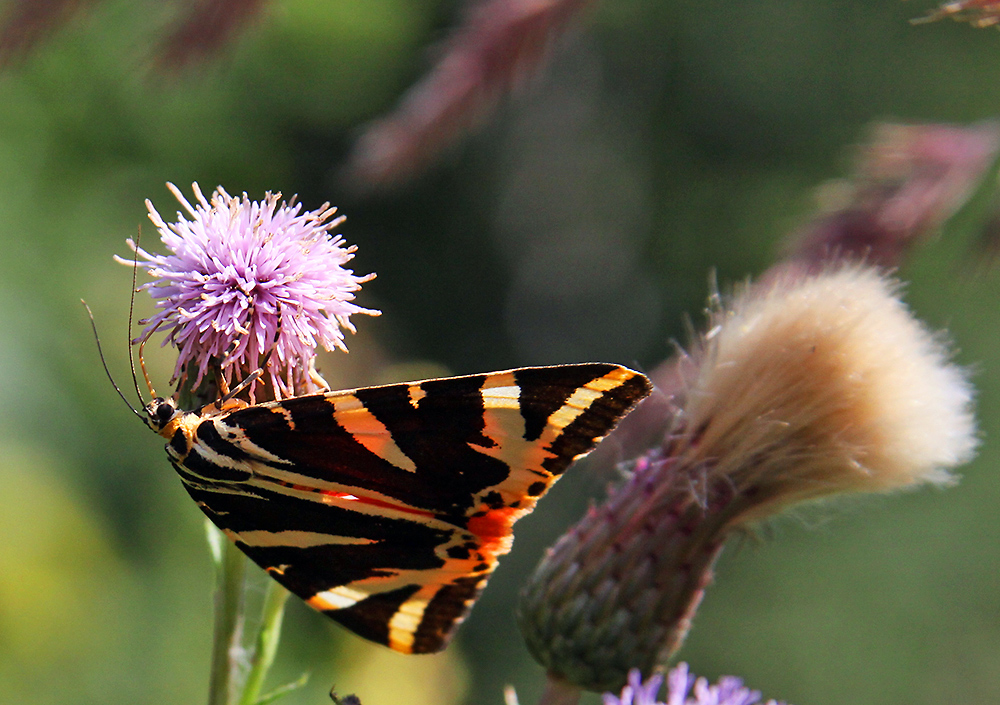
{"left": 143, "top": 363, "right": 651, "bottom": 654}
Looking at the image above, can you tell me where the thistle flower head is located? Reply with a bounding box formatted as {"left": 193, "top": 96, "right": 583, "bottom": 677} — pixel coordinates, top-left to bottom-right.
{"left": 121, "top": 182, "right": 379, "bottom": 399}
{"left": 518, "top": 265, "right": 977, "bottom": 692}
{"left": 602, "top": 666, "right": 787, "bottom": 705}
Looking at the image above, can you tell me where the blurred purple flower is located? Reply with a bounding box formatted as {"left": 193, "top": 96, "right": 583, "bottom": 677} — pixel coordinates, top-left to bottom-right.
{"left": 0, "top": 0, "right": 91, "bottom": 67}
{"left": 0, "top": 0, "right": 267, "bottom": 67}
{"left": 784, "top": 121, "right": 999, "bottom": 274}
{"left": 916, "top": 0, "right": 1000, "bottom": 27}
{"left": 120, "top": 182, "right": 378, "bottom": 399}
{"left": 344, "top": 0, "right": 591, "bottom": 189}
{"left": 603, "top": 665, "right": 786, "bottom": 705}
{"left": 156, "top": 0, "right": 268, "bottom": 69}
{"left": 602, "top": 668, "right": 664, "bottom": 705}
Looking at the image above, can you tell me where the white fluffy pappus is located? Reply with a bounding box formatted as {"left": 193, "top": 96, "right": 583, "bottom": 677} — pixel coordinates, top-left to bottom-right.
{"left": 675, "top": 266, "right": 977, "bottom": 520}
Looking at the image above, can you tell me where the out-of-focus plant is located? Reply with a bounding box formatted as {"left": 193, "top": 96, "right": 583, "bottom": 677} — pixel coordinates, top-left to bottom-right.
{"left": 916, "top": 0, "right": 1000, "bottom": 27}
{"left": 0, "top": 0, "right": 268, "bottom": 67}
{"left": 514, "top": 121, "right": 994, "bottom": 703}
{"left": 0, "top": 0, "right": 595, "bottom": 188}
{"left": 342, "top": 0, "right": 592, "bottom": 189}
{"left": 517, "top": 264, "right": 977, "bottom": 702}
{"left": 603, "top": 665, "right": 787, "bottom": 705}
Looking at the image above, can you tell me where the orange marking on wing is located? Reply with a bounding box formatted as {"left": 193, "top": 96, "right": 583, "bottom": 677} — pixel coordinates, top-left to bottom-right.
{"left": 331, "top": 396, "right": 417, "bottom": 472}
{"left": 306, "top": 487, "right": 438, "bottom": 519}
{"left": 467, "top": 506, "right": 525, "bottom": 559}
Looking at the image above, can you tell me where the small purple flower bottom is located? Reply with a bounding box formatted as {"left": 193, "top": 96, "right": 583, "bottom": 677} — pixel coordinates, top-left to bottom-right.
{"left": 603, "top": 665, "right": 787, "bottom": 705}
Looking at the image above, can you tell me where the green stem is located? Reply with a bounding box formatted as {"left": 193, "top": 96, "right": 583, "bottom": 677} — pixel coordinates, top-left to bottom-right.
{"left": 237, "top": 580, "right": 291, "bottom": 705}
{"left": 208, "top": 527, "right": 249, "bottom": 705}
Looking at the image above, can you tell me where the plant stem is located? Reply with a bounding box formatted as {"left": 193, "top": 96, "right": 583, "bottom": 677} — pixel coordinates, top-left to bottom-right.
{"left": 238, "top": 580, "right": 291, "bottom": 705}
{"left": 537, "top": 674, "right": 582, "bottom": 705}
{"left": 208, "top": 527, "right": 249, "bottom": 705}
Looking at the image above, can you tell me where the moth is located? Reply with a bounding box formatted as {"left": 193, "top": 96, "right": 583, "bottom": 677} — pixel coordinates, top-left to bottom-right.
{"left": 140, "top": 363, "right": 651, "bottom": 653}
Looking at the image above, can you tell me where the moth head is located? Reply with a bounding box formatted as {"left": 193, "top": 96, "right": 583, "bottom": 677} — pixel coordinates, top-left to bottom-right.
{"left": 144, "top": 397, "right": 181, "bottom": 432}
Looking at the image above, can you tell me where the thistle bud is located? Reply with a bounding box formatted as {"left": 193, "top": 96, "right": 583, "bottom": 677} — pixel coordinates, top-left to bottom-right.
{"left": 518, "top": 265, "right": 977, "bottom": 692}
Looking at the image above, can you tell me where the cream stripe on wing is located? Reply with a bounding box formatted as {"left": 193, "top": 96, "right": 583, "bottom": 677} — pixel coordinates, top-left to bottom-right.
{"left": 388, "top": 596, "right": 431, "bottom": 653}
{"left": 309, "top": 585, "right": 371, "bottom": 611}
{"left": 330, "top": 394, "right": 418, "bottom": 473}
{"left": 547, "top": 368, "right": 634, "bottom": 431}
{"left": 469, "top": 367, "right": 636, "bottom": 501}
{"left": 469, "top": 372, "right": 555, "bottom": 501}
{"left": 481, "top": 372, "right": 520, "bottom": 411}
{"left": 226, "top": 529, "right": 376, "bottom": 548}
{"left": 407, "top": 384, "right": 427, "bottom": 409}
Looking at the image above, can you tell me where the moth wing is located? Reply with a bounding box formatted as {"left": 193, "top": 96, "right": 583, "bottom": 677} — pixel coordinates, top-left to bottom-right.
{"left": 177, "top": 363, "right": 651, "bottom": 653}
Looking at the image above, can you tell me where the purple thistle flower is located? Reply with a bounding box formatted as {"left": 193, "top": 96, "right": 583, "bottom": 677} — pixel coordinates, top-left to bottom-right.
{"left": 603, "top": 665, "right": 787, "bottom": 705}
{"left": 602, "top": 668, "right": 664, "bottom": 705}
{"left": 120, "top": 182, "right": 379, "bottom": 399}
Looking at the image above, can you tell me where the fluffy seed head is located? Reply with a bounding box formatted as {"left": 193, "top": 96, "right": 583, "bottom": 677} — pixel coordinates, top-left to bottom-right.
{"left": 120, "top": 182, "right": 379, "bottom": 398}
{"left": 679, "top": 265, "right": 976, "bottom": 521}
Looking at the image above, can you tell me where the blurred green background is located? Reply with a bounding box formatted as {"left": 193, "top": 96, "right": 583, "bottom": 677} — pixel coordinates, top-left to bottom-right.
{"left": 2, "top": 0, "right": 1000, "bottom": 703}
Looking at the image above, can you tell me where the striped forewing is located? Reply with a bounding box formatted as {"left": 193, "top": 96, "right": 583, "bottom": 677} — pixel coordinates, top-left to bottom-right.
{"left": 165, "top": 363, "right": 651, "bottom": 653}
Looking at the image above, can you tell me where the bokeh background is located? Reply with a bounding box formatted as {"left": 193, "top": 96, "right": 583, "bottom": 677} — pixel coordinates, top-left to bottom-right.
{"left": 2, "top": 0, "right": 1000, "bottom": 704}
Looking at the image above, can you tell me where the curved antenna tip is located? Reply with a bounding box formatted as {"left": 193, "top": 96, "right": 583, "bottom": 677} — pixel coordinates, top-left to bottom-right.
{"left": 82, "top": 300, "right": 145, "bottom": 421}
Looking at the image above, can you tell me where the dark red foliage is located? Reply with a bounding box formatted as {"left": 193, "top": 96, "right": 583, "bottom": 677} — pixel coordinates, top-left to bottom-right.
{"left": 0, "top": 0, "right": 92, "bottom": 66}
{"left": 156, "top": 0, "right": 268, "bottom": 68}
{"left": 343, "top": 0, "right": 593, "bottom": 190}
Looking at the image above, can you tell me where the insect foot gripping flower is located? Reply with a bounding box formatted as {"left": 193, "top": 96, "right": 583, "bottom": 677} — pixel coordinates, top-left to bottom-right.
{"left": 518, "top": 265, "right": 977, "bottom": 692}
{"left": 602, "top": 665, "right": 788, "bottom": 705}
{"left": 120, "top": 182, "right": 379, "bottom": 401}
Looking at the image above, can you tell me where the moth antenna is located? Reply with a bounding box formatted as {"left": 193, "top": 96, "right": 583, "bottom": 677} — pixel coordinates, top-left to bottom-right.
{"left": 213, "top": 363, "right": 232, "bottom": 398}
{"left": 82, "top": 300, "right": 144, "bottom": 420}
{"left": 213, "top": 302, "right": 253, "bottom": 402}
{"left": 255, "top": 309, "right": 284, "bottom": 400}
{"left": 137, "top": 319, "right": 165, "bottom": 400}
{"left": 260, "top": 309, "right": 283, "bottom": 370}
{"left": 127, "top": 225, "right": 147, "bottom": 404}
{"left": 220, "top": 369, "right": 264, "bottom": 404}
{"left": 216, "top": 302, "right": 283, "bottom": 402}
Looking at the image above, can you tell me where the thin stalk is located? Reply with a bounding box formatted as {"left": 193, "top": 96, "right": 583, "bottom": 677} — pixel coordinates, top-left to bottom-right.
{"left": 208, "top": 527, "right": 249, "bottom": 705}
{"left": 537, "top": 674, "right": 582, "bottom": 705}
{"left": 237, "top": 580, "right": 291, "bottom": 705}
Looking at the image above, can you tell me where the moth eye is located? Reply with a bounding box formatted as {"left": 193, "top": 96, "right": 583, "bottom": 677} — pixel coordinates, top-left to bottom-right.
{"left": 156, "top": 403, "right": 174, "bottom": 423}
